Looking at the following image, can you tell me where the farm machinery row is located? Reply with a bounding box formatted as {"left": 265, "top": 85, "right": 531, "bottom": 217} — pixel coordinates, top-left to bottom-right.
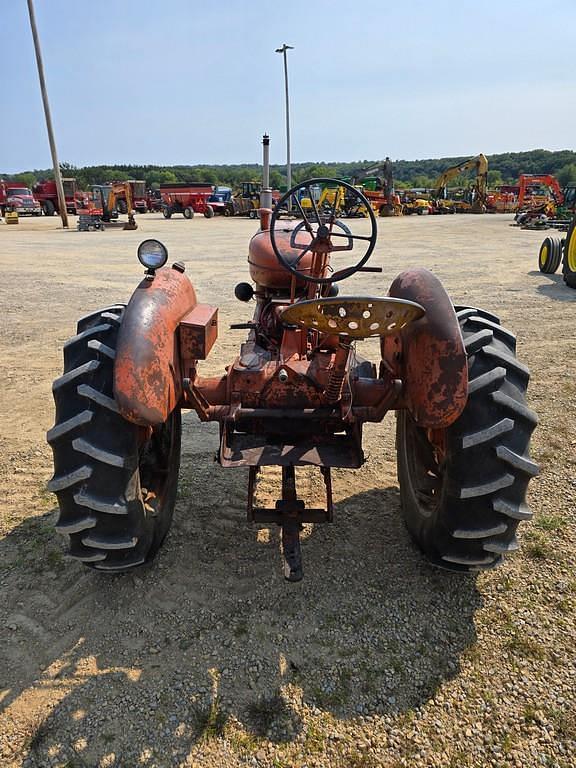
{"left": 47, "top": 172, "right": 538, "bottom": 582}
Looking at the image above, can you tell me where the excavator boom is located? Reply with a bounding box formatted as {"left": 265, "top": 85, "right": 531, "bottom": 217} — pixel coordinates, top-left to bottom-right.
{"left": 108, "top": 182, "right": 138, "bottom": 230}
{"left": 433, "top": 153, "right": 488, "bottom": 211}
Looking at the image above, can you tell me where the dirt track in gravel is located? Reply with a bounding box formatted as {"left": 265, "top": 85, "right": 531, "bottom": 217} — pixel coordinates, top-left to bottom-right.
{"left": 0, "top": 213, "right": 574, "bottom": 767}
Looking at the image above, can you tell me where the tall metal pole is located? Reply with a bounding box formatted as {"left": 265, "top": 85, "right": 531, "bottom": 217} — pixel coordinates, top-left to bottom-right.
{"left": 261, "top": 134, "right": 273, "bottom": 210}
{"left": 275, "top": 44, "right": 294, "bottom": 192}
{"left": 27, "top": 0, "right": 69, "bottom": 228}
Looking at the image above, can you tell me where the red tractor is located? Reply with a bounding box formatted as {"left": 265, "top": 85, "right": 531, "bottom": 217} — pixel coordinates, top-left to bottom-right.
{"left": 47, "top": 179, "right": 538, "bottom": 580}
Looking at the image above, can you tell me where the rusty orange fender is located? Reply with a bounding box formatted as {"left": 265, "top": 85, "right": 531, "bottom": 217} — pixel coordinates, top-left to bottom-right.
{"left": 386, "top": 268, "right": 468, "bottom": 428}
{"left": 114, "top": 265, "right": 197, "bottom": 426}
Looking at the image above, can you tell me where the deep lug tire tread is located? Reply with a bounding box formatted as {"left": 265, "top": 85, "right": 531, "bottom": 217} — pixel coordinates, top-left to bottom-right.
{"left": 396, "top": 308, "right": 538, "bottom": 572}
{"left": 47, "top": 307, "right": 181, "bottom": 571}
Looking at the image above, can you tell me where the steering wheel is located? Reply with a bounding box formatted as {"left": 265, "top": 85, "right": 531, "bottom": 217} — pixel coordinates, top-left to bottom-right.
{"left": 270, "top": 178, "right": 377, "bottom": 285}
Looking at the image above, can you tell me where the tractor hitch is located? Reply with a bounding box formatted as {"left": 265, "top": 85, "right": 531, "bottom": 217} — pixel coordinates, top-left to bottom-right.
{"left": 247, "top": 465, "right": 333, "bottom": 582}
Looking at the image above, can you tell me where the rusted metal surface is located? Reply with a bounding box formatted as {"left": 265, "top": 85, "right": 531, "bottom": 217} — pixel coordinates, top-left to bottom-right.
{"left": 179, "top": 304, "right": 218, "bottom": 362}
{"left": 114, "top": 266, "right": 197, "bottom": 427}
{"left": 220, "top": 426, "right": 364, "bottom": 468}
{"left": 387, "top": 268, "right": 468, "bottom": 428}
{"left": 280, "top": 296, "right": 424, "bottom": 338}
{"left": 326, "top": 344, "right": 351, "bottom": 403}
{"left": 248, "top": 225, "right": 315, "bottom": 289}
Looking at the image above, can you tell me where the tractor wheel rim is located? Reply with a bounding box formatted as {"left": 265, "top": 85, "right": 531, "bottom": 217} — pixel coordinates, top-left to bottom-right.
{"left": 568, "top": 234, "right": 576, "bottom": 272}
{"left": 404, "top": 415, "right": 444, "bottom": 518}
{"left": 138, "top": 411, "right": 178, "bottom": 515}
{"left": 540, "top": 244, "right": 548, "bottom": 267}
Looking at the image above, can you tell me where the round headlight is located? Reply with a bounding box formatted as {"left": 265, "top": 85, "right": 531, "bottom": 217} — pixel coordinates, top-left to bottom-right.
{"left": 137, "top": 239, "right": 168, "bottom": 270}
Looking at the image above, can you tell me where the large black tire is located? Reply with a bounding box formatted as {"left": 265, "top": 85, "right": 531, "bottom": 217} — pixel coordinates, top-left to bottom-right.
{"left": 204, "top": 205, "right": 214, "bottom": 219}
{"left": 43, "top": 199, "right": 56, "bottom": 216}
{"left": 47, "top": 306, "right": 181, "bottom": 572}
{"left": 163, "top": 207, "right": 172, "bottom": 219}
{"left": 396, "top": 306, "right": 538, "bottom": 571}
{"left": 223, "top": 206, "right": 233, "bottom": 217}
{"left": 183, "top": 206, "right": 194, "bottom": 219}
{"left": 562, "top": 220, "right": 576, "bottom": 289}
{"left": 538, "top": 235, "right": 563, "bottom": 274}
{"left": 116, "top": 199, "right": 128, "bottom": 215}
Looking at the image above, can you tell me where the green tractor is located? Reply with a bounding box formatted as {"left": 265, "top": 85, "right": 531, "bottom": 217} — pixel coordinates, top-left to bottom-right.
{"left": 537, "top": 215, "right": 576, "bottom": 288}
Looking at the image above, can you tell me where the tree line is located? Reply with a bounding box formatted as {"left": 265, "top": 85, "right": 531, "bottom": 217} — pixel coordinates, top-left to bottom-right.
{"left": 3, "top": 149, "right": 576, "bottom": 192}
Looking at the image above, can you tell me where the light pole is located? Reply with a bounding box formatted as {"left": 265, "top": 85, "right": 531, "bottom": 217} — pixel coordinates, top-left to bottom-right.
{"left": 27, "top": 0, "right": 69, "bottom": 228}
{"left": 275, "top": 43, "right": 294, "bottom": 192}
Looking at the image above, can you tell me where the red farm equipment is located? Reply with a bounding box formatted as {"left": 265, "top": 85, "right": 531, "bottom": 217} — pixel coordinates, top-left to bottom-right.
{"left": 47, "top": 176, "right": 538, "bottom": 581}
{"left": 113, "top": 180, "right": 148, "bottom": 214}
{"left": 33, "top": 178, "right": 85, "bottom": 216}
{"left": 0, "top": 179, "right": 42, "bottom": 216}
{"left": 146, "top": 189, "right": 163, "bottom": 213}
{"left": 160, "top": 182, "right": 215, "bottom": 219}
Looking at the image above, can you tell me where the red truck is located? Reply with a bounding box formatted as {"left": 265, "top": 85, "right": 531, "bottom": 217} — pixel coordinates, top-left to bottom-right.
{"left": 160, "top": 182, "right": 215, "bottom": 218}
{"left": 33, "top": 178, "right": 86, "bottom": 215}
{"left": 0, "top": 180, "right": 42, "bottom": 216}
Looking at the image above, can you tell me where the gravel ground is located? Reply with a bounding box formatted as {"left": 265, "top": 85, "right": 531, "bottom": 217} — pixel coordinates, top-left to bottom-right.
{"left": 0, "top": 213, "right": 574, "bottom": 767}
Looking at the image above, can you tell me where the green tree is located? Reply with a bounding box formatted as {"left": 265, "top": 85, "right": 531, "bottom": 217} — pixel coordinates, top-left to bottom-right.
{"left": 12, "top": 172, "right": 37, "bottom": 188}
{"left": 488, "top": 170, "right": 503, "bottom": 187}
{"left": 557, "top": 163, "right": 576, "bottom": 186}
{"left": 269, "top": 170, "right": 284, "bottom": 189}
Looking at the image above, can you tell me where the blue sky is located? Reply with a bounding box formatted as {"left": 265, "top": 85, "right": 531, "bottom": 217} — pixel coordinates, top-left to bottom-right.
{"left": 1, "top": 0, "right": 574, "bottom": 172}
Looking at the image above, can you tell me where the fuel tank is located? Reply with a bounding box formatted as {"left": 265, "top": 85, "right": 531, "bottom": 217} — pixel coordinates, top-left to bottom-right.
{"left": 248, "top": 222, "right": 321, "bottom": 289}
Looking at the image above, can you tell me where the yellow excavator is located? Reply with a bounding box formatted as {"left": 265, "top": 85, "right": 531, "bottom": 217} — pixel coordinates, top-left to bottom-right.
{"left": 433, "top": 153, "right": 488, "bottom": 213}
{"left": 90, "top": 182, "right": 138, "bottom": 230}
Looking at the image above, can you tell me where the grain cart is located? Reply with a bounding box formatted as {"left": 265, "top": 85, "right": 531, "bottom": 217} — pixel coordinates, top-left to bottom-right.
{"left": 160, "top": 182, "right": 215, "bottom": 218}
{"left": 47, "top": 178, "right": 538, "bottom": 581}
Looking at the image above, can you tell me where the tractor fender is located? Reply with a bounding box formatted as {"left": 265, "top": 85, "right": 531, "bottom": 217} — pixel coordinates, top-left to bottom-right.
{"left": 386, "top": 268, "right": 468, "bottom": 428}
{"left": 114, "top": 266, "right": 197, "bottom": 427}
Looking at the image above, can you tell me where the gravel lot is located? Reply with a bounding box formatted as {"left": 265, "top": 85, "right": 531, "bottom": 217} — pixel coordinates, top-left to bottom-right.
{"left": 0, "top": 212, "right": 574, "bottom": 768}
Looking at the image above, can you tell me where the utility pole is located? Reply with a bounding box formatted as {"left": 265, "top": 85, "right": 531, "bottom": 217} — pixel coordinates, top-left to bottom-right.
{"left": 275, "top": 44, "right": 294, "bottom": 193}
{"left": 27, "top": 0, "right": 69, "bottom": 228}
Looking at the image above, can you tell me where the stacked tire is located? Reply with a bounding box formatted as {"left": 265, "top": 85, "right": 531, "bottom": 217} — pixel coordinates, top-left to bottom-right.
{"left": 538, "top": 235, "right": 563, "bottom": 274}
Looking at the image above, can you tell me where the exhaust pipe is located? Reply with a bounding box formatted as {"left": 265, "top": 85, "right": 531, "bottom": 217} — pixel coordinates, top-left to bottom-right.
{"left": 260, "top": 134, "right": 273, "bottom": 212}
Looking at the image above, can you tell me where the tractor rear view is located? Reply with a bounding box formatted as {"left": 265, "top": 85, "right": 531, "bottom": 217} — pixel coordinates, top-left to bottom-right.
{"left": 48, "top": 176, "right": 538, "bottom": 580}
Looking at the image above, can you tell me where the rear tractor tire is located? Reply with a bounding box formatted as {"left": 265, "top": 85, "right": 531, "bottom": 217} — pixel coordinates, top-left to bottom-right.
{"left": 562, "top": 220, "right": 576, "bottom": 289}
{"left": 396, "top": 307, "right": 538, "bottom": 571}
{"left": 47, "top": 306, "right": 181, "bottom": 572}
{"left": 538, "top": 235, "right": 563, "bottom": 274}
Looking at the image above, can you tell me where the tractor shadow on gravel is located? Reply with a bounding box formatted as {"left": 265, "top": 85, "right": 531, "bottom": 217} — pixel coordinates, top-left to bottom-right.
{"left": 7, "top": 425, "right": 483, "bottom": 765}
{"left": 529, "top": 270, "right": 576, "bottom": 301}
